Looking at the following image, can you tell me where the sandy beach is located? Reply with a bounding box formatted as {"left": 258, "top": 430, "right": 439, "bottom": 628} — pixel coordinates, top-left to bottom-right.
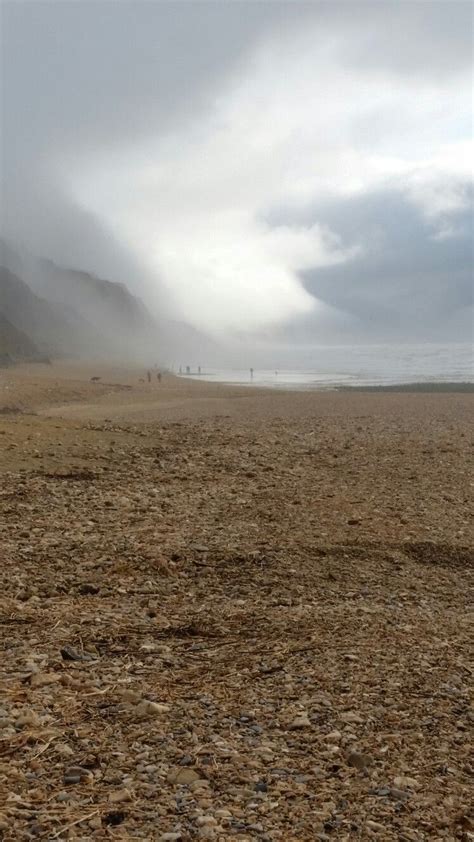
{"left": 0, "top": 361, "right": 472, "bottom": 840}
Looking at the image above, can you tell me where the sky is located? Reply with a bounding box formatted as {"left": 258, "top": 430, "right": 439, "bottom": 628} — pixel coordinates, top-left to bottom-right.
{"left": 1, "top": 0, "right": 473, "bottom": 347}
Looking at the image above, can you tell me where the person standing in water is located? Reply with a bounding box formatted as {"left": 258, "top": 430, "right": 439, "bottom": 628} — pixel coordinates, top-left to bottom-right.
{"left": 250, "top": 368, "right": 254, "bottom": 380}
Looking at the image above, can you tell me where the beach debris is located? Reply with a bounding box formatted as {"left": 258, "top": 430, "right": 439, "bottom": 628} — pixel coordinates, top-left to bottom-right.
{"left": 0, "top": 392, "right": 471, "bottom": 838}
{"left": 167, "top": 768, "right": 202, "bottom": 785}
{"left": 135, "top": 699, "right": 171, "bottom": 717}
{"left": 63, "top": 767, "right": 94, "bottom": 785}
{"left": 347, "top": 751, "right": 371, "bottom": 771}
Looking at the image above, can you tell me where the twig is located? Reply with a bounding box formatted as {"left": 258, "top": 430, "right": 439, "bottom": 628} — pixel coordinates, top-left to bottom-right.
{"left": 31, "top": 736, "right": 57, "bottom": 760}
{"left": 50, "top": 809, "right": 100, "bottom": 839}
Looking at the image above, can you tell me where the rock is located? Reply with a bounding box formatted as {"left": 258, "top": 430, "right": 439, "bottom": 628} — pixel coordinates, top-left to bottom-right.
{"left": 64, "top": 766, "right": 94, "bottom": 785}
{"left": 366, "top": 820, "right": 386, "bottom": 832}
{"left": 30, "top": 672, "right": 61, "bottom": 688}
{"left": 340, "top": 711, "right": 364, "bottom": 724}
{"left": 289, "top": 713, "right": 311, "bottom": 729}
{"left": 56, "top": 791, "right": 76, "bottom": 803}
{"left": 77, "top": 582, "right": 100, "bottom": 595}
{"left": 458, "top": 816, "right": 474, "bottom": 831}
{"left": 188, "top": 779, "right": 210, "bottom": 792}
{"left": 370, "top": 786, "right": 391, "bottom": 797}
{"left": 388, "top": 787, "right": 410, "bottom": 801}
{"left": 135, "top": 699, "right": 171, "bottom": 717}
{"left": 393, "top": 775, "right": 420, "bottom": 790}
{"left": 104, "top": 811, "right": 126, "bottom": 827}
{"left": 254, "top": 781, "right": 268, "bottom": 792}
{"left": 89, "top": 816, "right": 102, "bottom": 829}
{"left": 196, "top": 816, "right": 217, "bottom": 827}
{"left": 325, "top": 730, "right": 341, "bottom": 742}
{"left": 60, "top": 645, "right": 93, "bottom": 661}
{"left": 167, "top": 767, "right": 201, "bottom": 785}
{"left": 120, "top": 689, "right": 142, "bottom": 704}
{"left": 15, "top": 709, "right": 41, "bottom": 728}
{"left": 160, "top": 833, "right": 182, "bottom": 841}
{"left": 55, "top": 743, "right": 75, "bottom": 758}
{"left": 109, "top": 788, "right": 133, "bottom": 803}
{"left": 347, "top": 751, "right": 371, "bottom": 770}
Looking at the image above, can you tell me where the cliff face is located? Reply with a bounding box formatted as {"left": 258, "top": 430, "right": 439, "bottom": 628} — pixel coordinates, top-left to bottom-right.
{"left": 22, "top": 256, "right": 153, "bottom": 340}
{"left": 0, "top": 313, "right": 45, "bottom": 365}
{"left": 0, "top": 266, "right": 107, "bottom": 357}
{"left": 0, "top": 239, "right": 217, "bottom": 367}
{"left": 0, "top": 242, "right": 156, "bottom": 364}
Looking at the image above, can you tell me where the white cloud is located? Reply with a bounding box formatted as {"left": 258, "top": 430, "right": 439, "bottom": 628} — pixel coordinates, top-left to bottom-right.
{"left": 69, "top": 15, "right": 472, "bottom": 333}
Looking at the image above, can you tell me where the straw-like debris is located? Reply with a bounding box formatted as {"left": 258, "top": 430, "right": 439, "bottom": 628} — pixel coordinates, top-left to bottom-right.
{"left": 0, "top": 399, "right": 472, "bottom": 840}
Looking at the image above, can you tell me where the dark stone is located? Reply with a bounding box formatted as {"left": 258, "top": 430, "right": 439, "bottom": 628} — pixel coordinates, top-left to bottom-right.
{"left": 104, "top": 812, "right": 126, "bottom": 826}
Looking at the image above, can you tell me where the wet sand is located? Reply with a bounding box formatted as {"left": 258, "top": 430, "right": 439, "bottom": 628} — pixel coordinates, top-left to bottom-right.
{"left": 0, "top": 361, "right": 472, "bottom": 839}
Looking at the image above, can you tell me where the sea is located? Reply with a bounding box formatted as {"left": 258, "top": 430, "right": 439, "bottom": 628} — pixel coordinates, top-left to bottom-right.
{"left": 178, "top": 342, "right": 473, "bottom": 390}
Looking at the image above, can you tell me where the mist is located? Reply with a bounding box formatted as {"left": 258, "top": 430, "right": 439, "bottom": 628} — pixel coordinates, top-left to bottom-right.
{"left": 1, "top": 1, "right": 472, "bottom": 364}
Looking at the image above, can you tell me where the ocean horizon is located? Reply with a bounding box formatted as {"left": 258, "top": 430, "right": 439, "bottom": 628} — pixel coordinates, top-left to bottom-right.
{"left": 176, "top": 342, "right": 473, "bottom": 390}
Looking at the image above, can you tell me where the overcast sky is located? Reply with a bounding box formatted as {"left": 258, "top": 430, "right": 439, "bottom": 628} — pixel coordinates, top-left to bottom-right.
{"left": 1, "top": 0, "right": 472, "bottom": 344}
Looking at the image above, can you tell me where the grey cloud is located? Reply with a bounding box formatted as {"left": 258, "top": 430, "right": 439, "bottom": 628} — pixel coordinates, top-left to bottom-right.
{"left": 326, "top": 1, "right": 473, "bottom": 80}
{"left": 1, "top": 1, "right": 287, "bottom": 280}
{"left": 286, "top": 186, "right": 473, "bottom": 341}
{"left": 1, "top": 1, "right": 472, "bottom": 343}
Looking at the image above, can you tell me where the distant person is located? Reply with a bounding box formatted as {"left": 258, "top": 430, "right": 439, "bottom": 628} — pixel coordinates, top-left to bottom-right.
{"left": 157, "top": 372, "right": 162, "bottom": 383}
{"left": 186, "top": 365, "right": 190, "bottom": 374}
{"left": 147, "top": 370, "right": 151, "bottom": 383}
{"left": 198, "top": 366, "right": 201, "bottom": 375}
{"left": 250, "top": 368, "right": 254, "bottom": 379}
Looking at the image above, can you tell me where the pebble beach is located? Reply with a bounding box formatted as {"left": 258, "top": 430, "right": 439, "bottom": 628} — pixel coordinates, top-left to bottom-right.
{"left": 0, "top": 362, "right": 472, "bottom": 840}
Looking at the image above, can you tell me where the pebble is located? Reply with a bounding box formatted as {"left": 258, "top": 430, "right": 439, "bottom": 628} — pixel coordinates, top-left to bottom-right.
{"left": 167, "top": 767, "right": 201, "bottom": 785}
{"left": 60, "top": 645, "right": 92, "bottom": 661}
{"left": 109, "top": 788, "right": 133, "bottom": 803}
{"left": 56, "top": 791, "right": 76, "bottom": 803}
{"left": 55, "top": 743, "right": 75, "bottom": 758}
{"left": 30, "top": 672, "right": 61, "bottom": 688}
{"left": 63, "top": 766, "right": 94, "bottom": 784}
{"left": 196, "top": 816, "right": 217, "bottom": 827}
{"left": 393, "top": 775, "right": 420, "bottom": 790}
{"left": 289, "top": 713, "right": 311, "bottom": 729}
{"left": 89, "top": 816, "right": 102, "bottom": 829}
{"left": 254, "top": 781, "right": 268, "bottom": 792}
{"left": 340, "top": 711, "right": 364, "bottom": 724}
{"left": 77, "top": 582, "right": 100, "bottom": 595}
{"left": 347, "top": 751, "right": 371, "bottom": 770}
{"left": 15, "top": 709, "right": 41, "bottom": 728}
{"left": 135, "top": 699, "right": 171, "bottom": 717}
{"left": 388, "top": 787, "right": 410, "bottom": 801}
{"left": 366, "top": 820, "right": 386, "bottom": 832}
{"left": 325, "top": 730, "right": 341, "bottom": 742}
